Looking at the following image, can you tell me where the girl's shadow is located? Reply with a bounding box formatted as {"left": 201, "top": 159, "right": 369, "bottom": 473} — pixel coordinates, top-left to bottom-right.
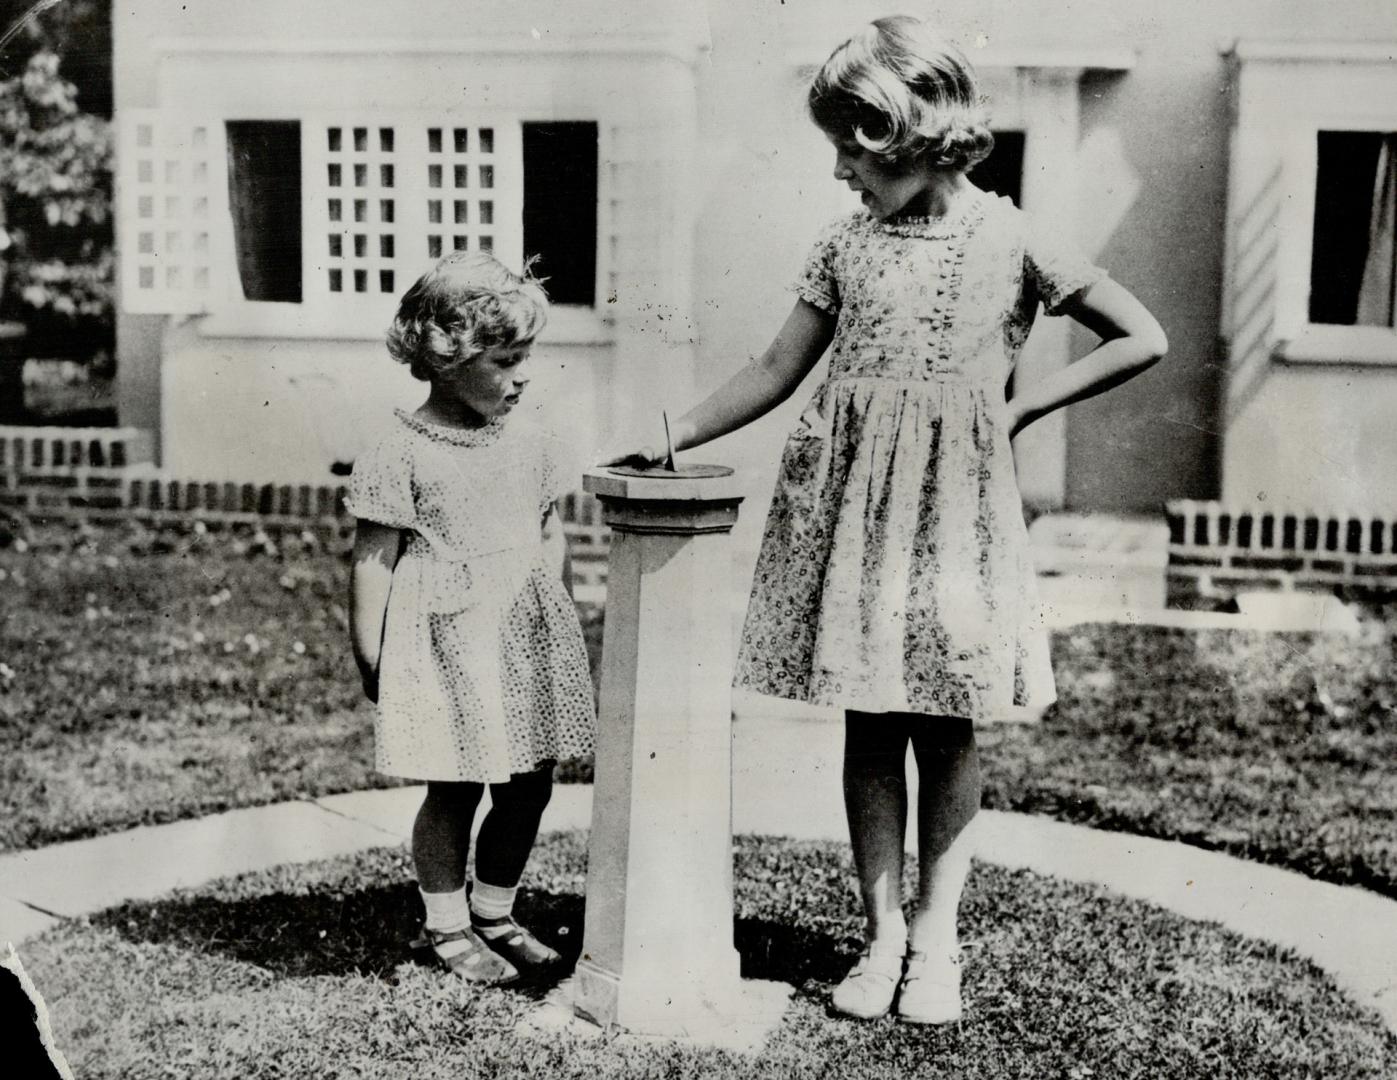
{"left": 92, "top": 886, "right": 848, "bottom": 991}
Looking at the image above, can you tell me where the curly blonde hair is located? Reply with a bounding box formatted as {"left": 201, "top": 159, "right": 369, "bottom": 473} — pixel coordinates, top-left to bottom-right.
{"left": 385, "top": 251, "right": 548, "bottom": 382}
{"left": 808, "top": 15, "right": 993, "bottom": 172}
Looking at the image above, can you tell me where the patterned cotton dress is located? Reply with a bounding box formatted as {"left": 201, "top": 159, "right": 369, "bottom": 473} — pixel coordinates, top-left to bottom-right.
{"left": 345, "top": 410, "right": 596, "bottom": 782}
{"left": 734, "top": 191, "right": 1106, "bottom": 722}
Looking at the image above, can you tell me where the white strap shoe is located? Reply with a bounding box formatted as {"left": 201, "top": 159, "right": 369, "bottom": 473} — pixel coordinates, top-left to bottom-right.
{"left": 831, "top": 945, "right": 905, "bottom": 1019}
{"left": 895, "top": 948, "right": 963, "bottom": 1025}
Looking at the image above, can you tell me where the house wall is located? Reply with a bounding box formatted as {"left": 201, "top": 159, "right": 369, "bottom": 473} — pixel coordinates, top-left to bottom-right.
{"left": 1220, "top": 43, "right": 1397, "bottom": 512}
{"left": 113, "top": 0, "right": 1397, "bottom": 520}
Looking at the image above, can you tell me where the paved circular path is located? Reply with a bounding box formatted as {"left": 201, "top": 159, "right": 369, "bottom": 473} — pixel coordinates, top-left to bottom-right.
{"left": 3, "top": 711, "right": 1394, "bottom": 1034}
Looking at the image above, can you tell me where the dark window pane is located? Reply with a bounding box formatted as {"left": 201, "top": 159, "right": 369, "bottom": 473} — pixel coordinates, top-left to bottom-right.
{"left": 428, "top": 128, "right": 442, "bottom": 153}
{"left": 454, "top": 128, "right": 468, "bottom": 153}
{"left": 379, "top": 127, "right": 394, "bottom": 153}
{"left": 327, "top": 127, "right": 341, "bottom": 152}
{"left": 1311, "top": 131, "right": 1388, "bottom": 325}
{"left": 226, "top": 120, "right": 303, "bottom": 302}
{"left": 479, "top": 128, "right": 494, "bottom": 153}
{"left": 353, "top": 127, "right": 367, "bottom": 152}
{"left": 522, "top": 121, "right": 598, "bottom": 306}
{"left": 967, "top": 130, "right": 1024, "bottom": 207}
{"left": 428, "top": 235, "right": 442, "bottom": 258}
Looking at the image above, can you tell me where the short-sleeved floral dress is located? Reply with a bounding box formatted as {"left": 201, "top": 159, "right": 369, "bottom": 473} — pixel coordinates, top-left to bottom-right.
{"left": 734, "top": 191, "right": 1106, "bottom": 722}
{"left": 345, "top": 410, "right": 596, "bottom": 782}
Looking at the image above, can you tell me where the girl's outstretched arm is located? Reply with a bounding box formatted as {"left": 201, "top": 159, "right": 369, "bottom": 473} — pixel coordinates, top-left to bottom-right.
{"left": 601, "top": 299, "right": 836, "bottom": 464}
{"left": 1008, "top": 279, "right": 1168, "bottom": 439}
{"left": 350, "top": 520, "right": 404, "bottom": 702}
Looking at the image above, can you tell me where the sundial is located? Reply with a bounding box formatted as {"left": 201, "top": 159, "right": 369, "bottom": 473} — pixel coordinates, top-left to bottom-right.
{"left": 605, "top": 411, "right": 734, "bottom": 480}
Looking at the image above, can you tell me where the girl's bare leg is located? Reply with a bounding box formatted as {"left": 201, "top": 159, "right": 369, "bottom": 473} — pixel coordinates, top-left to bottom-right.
{"left": 843, "top": 711, "right": 913, "bottom": 950}
{"left": 412, "top": 780, "right": 485, "bottom": 892}
{"left": 907, "top": 716, "right": 980, "bottom": 954}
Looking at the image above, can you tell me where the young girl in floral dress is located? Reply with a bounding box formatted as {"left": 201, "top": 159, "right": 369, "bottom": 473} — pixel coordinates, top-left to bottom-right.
{"left": 348, "top": 252, "right": 595, "bottom": 985}
{"left": 607, "top": 15, "right": 1166, "bottom": 1023}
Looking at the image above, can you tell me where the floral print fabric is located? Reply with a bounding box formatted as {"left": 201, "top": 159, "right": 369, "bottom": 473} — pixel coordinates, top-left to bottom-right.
{"left": 734, "top": 193, "right": 1106, "bottom": 721}
{"left": 346, "top": 410, "right": 596, "bottom": 781}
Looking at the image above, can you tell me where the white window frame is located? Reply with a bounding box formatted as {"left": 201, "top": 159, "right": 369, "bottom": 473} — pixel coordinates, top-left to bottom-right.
{"left": 1224, "top": 41, "right": 1397, "bottom": 371}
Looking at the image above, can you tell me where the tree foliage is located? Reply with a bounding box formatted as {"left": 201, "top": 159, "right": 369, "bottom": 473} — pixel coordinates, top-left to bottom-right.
{"left": 0, "top": 0, "right": 112, "bottom": 353}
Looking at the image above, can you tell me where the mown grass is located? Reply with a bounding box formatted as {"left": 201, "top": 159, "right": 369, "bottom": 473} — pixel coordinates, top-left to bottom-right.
{"left": 3, "top": 520, "right": 1395, "bottom": 897}
{"left": 980, "top": 620, "right": 1397, "bottom": 897}
{"left": 25, "top": 833, "right": 1397, "bottom": 1079}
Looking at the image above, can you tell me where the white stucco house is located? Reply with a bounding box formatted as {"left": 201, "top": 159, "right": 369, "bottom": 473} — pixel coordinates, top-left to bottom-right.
{"left": 110, "top": 0, "right": 1397, "bottom": 542}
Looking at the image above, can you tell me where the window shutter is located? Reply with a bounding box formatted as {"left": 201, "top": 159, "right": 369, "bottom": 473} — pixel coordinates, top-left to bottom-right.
{"left": 119, "top": 110, "right": 229, "bottom": 315}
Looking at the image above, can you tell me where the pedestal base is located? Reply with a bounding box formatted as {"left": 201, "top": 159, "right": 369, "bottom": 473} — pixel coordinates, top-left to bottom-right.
{"left": 519, "top": 974, "right": 794, "bottom": 1054}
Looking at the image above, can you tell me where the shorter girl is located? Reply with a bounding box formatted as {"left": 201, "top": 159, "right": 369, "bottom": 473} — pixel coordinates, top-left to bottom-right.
{"left": 347, "top": 251, "right": 596, "bottom": 984}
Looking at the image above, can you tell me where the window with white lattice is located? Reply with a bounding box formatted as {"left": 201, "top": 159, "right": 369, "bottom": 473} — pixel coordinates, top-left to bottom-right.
{"left": 120, "top": 110, "right": 588, "bottom": 337}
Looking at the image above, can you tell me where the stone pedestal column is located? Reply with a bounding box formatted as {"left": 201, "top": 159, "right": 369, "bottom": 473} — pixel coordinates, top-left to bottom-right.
{"left": 572, "top": 466, "right": 750, "bottom": 1036}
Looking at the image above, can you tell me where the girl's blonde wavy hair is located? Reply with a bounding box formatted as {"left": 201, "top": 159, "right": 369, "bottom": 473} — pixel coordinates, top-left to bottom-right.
{"left": 386, "top": 251, "right": 548, "bottom": 382}
{"left": 808, "top": 15, "right": 993, "bottom": 172}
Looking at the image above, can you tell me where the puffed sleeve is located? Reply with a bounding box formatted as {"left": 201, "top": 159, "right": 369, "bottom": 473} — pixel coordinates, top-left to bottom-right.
{"left": 1023, "top": 214, "right": 1108, "bottom": 316}
{"left": 538, "top": 431, "right": 578, "bottom": 517}
{"left": 343, "top": 436, "right": 415, "bottom": 529}
{"left": 791, "top": 217, "right": 847, "bottom": 314}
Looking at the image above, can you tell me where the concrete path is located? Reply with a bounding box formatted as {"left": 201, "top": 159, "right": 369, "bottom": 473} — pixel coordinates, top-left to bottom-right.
{"left": 2, "top": 709, "right": 1394, "bottom": 1035}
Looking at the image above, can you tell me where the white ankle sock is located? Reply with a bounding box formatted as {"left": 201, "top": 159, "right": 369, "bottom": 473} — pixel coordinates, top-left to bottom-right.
{"left": 420, "top": 886, "right": 470, "bottom": 933}
{"left": 870, "top": 915, "right": 908, "bottom": 955}
{"left": 469, "top": 877, "right": 518, "bottom": 923}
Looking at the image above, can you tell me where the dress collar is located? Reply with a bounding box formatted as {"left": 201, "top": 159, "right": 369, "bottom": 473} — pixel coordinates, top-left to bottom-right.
{"left": 870, "top": 189, "right": 989, "bottom": 239}
{"left": 395, "top": 408, "right": 507, "bottom": 447}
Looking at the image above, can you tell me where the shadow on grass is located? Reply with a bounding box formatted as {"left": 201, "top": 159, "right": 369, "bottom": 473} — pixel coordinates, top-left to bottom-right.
{"left": 90, "top": 885, "right": 849, "bottom": 993}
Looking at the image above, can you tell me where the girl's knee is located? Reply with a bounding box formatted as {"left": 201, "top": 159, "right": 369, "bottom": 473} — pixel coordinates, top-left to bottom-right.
{"left": 423, "top": 780, "right": 485, "bottom": 809}
{"left": 492, "top": 763, "right": 555, "bottom": 814}
{"left": 844, "top": 710, "right": 912, "bottom": 769}
{"left": 909, "top": 717, "right": 976, "bottom": 756}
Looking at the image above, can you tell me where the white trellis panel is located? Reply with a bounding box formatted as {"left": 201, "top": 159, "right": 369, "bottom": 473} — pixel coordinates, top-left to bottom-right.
{"left": 118, "top": 109, "right": 229, "bottom": 315}
{"left": 301, "top": 114, "right": 523, "bottom": 329}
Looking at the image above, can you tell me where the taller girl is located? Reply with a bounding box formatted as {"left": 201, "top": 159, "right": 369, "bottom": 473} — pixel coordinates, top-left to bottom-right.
{"left": 608, "top": 16, "right": 1166, "bottom": 1023}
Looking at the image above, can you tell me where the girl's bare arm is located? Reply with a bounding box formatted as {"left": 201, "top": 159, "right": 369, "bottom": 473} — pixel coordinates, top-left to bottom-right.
{"left": 1008, "top": 278, "right": 1168, "bottom": 439}
{"left": 349, "top": 520, "right": 405, "bottom": 702}
{"left": 601, "top": 299, "right": 836, "bottom": 464}
{"left": 542, "top": 502, "right": 573, "bottom": 600}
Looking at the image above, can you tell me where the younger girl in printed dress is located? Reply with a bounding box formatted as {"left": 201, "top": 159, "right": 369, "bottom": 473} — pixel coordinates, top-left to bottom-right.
{"left": 348, "top": 251, "right": 596, "bottom": 985}
{"left": 607, "top": 16, "right": 1167, "bottom": 1023}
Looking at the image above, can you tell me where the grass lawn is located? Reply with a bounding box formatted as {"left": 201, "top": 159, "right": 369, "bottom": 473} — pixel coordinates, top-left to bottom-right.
{"left": 26, "top": 833, "right": 1397, "bottom": 1079}
{"left": 2, "top": 521, "right": 1394, "bottom": 897}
